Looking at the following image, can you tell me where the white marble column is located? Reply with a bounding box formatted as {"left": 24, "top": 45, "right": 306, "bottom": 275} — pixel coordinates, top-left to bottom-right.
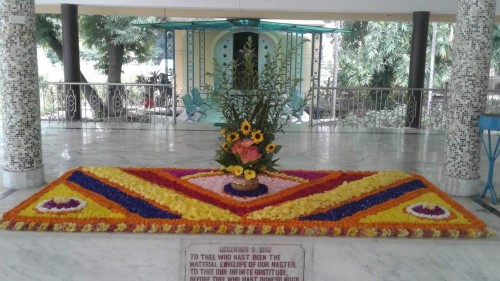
{"left": 0, "top": 0, "right": 44, "bottom": 188}
{"left": 440, "top": 0, "right": 495, "bottom": 196}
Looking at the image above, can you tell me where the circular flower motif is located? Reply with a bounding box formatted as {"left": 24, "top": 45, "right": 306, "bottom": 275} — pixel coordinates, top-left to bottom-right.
{"left": 265, "top": 143, "right": 276, "bottom": 153}
{"left": 187, "top": 174, "right": 302, "bottom": 202}
{"left": 406, "top": 202, "right": 450, "bottom": 220}
{"left": 36, "top": 197, "right": 87, "bottom": 213}
{"left": 226, "top": 132, "right": 240, "bottom": 143}
{"left": 240, "top": 121, "right": 252, "bottom": 135}
{"left": 251, "top": 130, "right": 264, "bottom": 144}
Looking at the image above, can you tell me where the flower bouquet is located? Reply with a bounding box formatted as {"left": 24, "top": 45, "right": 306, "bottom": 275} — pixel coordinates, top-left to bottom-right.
{"left": 217, "top": 120, "right": 282, "bottom": 190}
{"left": 208, "top": 38, "right": 307, "bottom": 191}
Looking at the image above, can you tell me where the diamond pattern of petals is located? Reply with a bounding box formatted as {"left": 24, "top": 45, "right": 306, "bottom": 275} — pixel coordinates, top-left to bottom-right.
{"left": 0, "top": 167, "right": 492, "bottom": 238}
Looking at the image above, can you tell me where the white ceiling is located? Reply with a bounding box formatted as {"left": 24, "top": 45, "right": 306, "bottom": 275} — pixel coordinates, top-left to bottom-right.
{"left": 34, "top": 0, "right": 500, "bottom": 22}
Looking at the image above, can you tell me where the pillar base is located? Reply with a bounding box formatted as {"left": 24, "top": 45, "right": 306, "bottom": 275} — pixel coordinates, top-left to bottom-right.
{"left": 439, "top": 172, "right": 480, "bottom": 196}
{"left": 3, "top": 166, "right": 45, "bottom": 189}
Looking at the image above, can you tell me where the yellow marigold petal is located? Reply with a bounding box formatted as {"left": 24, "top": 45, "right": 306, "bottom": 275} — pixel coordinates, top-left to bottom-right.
{"left": 14, "top": 222, "right": 25, "bottom": 230}
{"left": 191, "top": 225, "right": 201, "bottom": 234}
{"left": 246, "top": 225, "right": 255, "bottom": 234}
{"left": 319, "top": 227, "right": 328, "bottom": 236}
{"left": 133, "top": 225, "right": 146, "bottom": 233}
{"left": 262, "top": 225, "right": 272, "bottom": 234}
{"left": 95, "top": 223, "right": 110, "bottom": 232}
{"left": 176, "top": 224, "right": 186, "bottom": 233}
{"left": 398, "top": 229, "right": 410, "bottom": 237}
{"left": 247, "top": 170, "right": 411, "bottom": 220}
{"left": 38, "top": 223, "right": 49, "bottom": 231}
{"left": 82, "top": 224, "right": 93, "bottom": 232}
{"left": 0, "top": 221, "right": 10, "bottom": 229}
{"left": 217, "top": 225, "right": 228, "bottom": 234}
{"left": 275, "top": 226, "right": 285, "bottom": 235}
{"left": 27, "top": 222, "right": 37, "bottom": 231}
{"left": 414, "top": 229, "right": 424, "bottom": 238}
{"left": 381, "top": 229, "right": 392, "bottom": 237}
{"left": 162, "top": 224, "right": 173, "bottom": 233}
{"left": 347, "top": 227, "right": 358, "bottom": 236}
{"left": 115, "top": 223, "right": 128, "bottom": 232}
{"left": 333, "top": 227, "right": 342, "bottom": 236}
{"left": 363, "top": 228, "right": 377, "bottom": 237}
{"left": 83, "top": 167, "right": 241, "bottom": 222}
{"left": 234, "top": 225, "right": 245, "bottom": 234}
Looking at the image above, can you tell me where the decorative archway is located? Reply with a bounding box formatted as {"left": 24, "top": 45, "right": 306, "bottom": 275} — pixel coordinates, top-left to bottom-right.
{"left": 214, "top": 31, "right": 277, "bottom": 89}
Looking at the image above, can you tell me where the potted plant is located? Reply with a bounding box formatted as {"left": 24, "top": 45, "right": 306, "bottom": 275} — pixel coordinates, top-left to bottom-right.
{"left": 206, "top": 38, "right": 308, "bottom": 191}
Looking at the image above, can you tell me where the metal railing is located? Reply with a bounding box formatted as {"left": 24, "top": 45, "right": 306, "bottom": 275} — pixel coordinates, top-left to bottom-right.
{"left": 308, "top": 86, "right": 500, "bottom": 129}
{"left": 39, "top": 82, "right": 176, "bottom": 125}
{"left": 36, "top": 82, "right": 500, "bottom": 130}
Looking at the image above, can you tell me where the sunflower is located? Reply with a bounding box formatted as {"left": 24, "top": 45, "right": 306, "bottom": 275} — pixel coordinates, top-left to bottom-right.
{"left": 220, "top": 142, "right": 229, "bottom": 151}
{"left": 244, "top": 169, "right": 256, "bottom": 180}
{"left": 226, "top": 132, "right": 240, "bottom": 143}
{"left": 251, "top": 130, "right": 264, "bottom": 144}
{"left": 240, "top": 120, "right": 252, "bottom": 135}
{"left": 265, "top": 143, "right": 276, "bottom": 153}
{"left": 220, "top": 128, "right": 226, "bottom": 135}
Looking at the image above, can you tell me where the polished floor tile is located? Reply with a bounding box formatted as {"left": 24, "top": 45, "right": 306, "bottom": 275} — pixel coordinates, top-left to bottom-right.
{"left": 0, "top": 122, "right": 499, "bottom": 281}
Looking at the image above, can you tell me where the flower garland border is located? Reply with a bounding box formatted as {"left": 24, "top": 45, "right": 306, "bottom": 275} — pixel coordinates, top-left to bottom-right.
{"left": 0, "top": 167, "right": 494, "bottom": 238}
{"left": 0, "top": 219, "right": 493, "bottom": 238}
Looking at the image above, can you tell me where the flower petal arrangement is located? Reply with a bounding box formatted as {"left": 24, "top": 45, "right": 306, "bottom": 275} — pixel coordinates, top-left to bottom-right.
{"left": 0, "top": 166, "right": 492, "bottom": 238}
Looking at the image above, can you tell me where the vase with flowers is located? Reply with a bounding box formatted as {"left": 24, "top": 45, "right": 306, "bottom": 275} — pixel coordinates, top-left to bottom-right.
{"left": 207, "top": 37, "right": 307, "bottom": 192}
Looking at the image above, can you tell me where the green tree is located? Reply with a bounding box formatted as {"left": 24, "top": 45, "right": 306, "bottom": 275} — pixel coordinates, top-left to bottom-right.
{"left": 36, "top": 14, "right": 163, "bottom": 116}
{"left": 79, "top": 16, "right": 161, "bottom": 115}
{"left": 79, "top": 16, "right": 159, "bottom": 84}
{"left": 428, "top": 23, "right": 453, "bottom": 88}
{"left": 333, "top": 21, "right": 453, "bottom": 88}
{"left": 36, "top": 14, "right": 105, "bottom": 115}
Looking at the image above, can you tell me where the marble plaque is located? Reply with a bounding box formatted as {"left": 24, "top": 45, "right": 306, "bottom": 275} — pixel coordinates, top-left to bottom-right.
{"left": 182, "top": 242, "right": 307, "bottom": 281}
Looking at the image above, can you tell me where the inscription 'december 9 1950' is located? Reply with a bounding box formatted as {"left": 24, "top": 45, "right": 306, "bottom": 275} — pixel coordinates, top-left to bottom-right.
{"left": 184, "top": 243, "right": 305, "bottom": 281}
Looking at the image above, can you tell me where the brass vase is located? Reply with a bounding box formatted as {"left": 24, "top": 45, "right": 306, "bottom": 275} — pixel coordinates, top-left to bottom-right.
{"left": 231, "top": 175, "right": 260, "bottom": 191}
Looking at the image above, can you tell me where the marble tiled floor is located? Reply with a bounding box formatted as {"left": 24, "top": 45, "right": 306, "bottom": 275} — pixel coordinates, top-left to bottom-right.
{"left": 1, "top": 121, "right": 500, "bottom": 281}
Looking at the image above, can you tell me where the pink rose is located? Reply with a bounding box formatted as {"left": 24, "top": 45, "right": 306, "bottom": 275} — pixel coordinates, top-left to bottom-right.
{"left": 231, "top": 140, "right": 262, "bottom": 164}
{"left": 241, "top": 139, "right": 254, "bottom": 147}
